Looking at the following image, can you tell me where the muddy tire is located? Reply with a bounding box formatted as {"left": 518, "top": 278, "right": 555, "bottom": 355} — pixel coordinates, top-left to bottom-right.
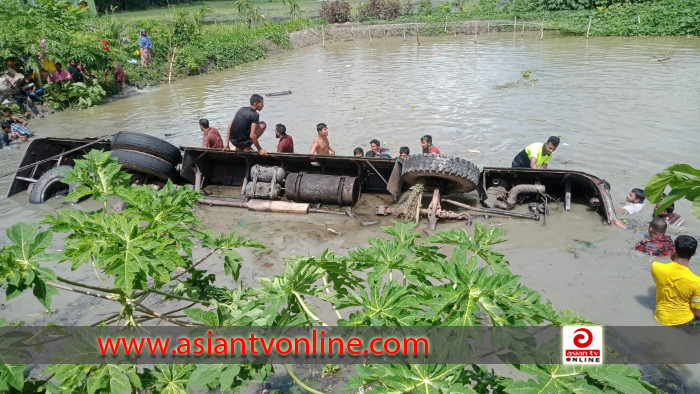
{"left": 111, "top": 132, "right": 182, "bottom": 166}
{"left": 29, "top": 165, "right": 84, "bottom": 204}
{"left": 111, "top": 149, "right": 179, "bottom": 182}
{"left": 401, "top": 154, "right": 480, "bottom": 193}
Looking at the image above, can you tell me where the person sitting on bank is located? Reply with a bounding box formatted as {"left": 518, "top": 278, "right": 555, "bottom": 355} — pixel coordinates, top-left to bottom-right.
{"left": 651, "top": 235, "right": 700, "bottom": 326}
{"left": 511, "top": 136, "right": 559, "bottom": 169}
{"left": 275, "top": 123, "right": 294, "bottom": 153}
{"left": 615, "top": 188, "right": 645, "bottom": 215}
{"left": 398, "top": 146, "right": 410, "bottom": 163}
{"left": 635, "top": 217, "right": 674, "bottom": 257}
{"left": 67, "top": 59, "right": 84, "bottom": 82}
{"left": 420, "top": 135, "right": 440, "bottom": 154}
{"left": 199, "top": 118, "right": 223, "bottom": 149}
{"left": 50, "top": 62, "right": 71, "bottom": 84}
{"left": 225, "top": 94, "right": 267, "bottom": 155}
{"left": 653, "top": 194, "right": 684, "bottom": 226}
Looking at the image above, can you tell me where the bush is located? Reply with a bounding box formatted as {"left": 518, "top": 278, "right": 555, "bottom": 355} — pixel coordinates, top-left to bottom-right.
{"left": 357, "top": 0, "right": 402, "bottom": 21}
{"left": 438, "top": 1, "right": 451, "bottom": 13}
{"left": 401, "top": 0, "right": 414, "bottom": 15}
{"left": 320, "top": 0, "right": 353, "bottom": 23}
{"left": 417, "top": 0, "right": 434, "bottom": 15}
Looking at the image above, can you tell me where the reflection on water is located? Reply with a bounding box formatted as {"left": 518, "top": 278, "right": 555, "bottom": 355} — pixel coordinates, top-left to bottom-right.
{"left": 1, "top": 32, "right": 699, "bottom": 390}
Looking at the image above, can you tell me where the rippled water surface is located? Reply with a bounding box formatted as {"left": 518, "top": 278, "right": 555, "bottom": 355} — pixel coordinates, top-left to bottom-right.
{"left": 1, "top": 32, "right": 699, "bottom": 391}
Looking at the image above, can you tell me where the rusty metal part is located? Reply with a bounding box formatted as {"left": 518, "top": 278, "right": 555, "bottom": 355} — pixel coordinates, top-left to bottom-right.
{"left": 243, "top": 181, "right": 282, "bottom": 199}
{"left": 386, "top": 162, "right": 403, "bottom": 201}
{"left": 442, "top": 198, "right": 540, "bottom": 220}
{"left": 197, "top": 197, "right": 309, "bottom": 213}
{"left": 483, "top": 186, "right": 509, "bottom": 209}
{"left": 285, "top": 172, "right": 360, "bottom": 206}
{"left": 250, "top": 165, "right": 286, "bottom": 183}
{"left": 506, "top": 184, "right": 546, "bottom": 207}
{"left": 375, "top": 204, "right": 472, "bottom": 225}
{"left": 427, "top": 189, "right": 441, "bottom": 231}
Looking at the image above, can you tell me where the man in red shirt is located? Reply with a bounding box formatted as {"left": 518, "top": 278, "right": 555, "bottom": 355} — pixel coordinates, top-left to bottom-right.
{"left": 635, "top": 217, "right": 674, "bottom": 257}
{"left": 420, "top": 135, "right": 440, "bottom": 154}
{"left": 275, "top": 123, "right": 294, "bottom": 153}
{"left": 199, "top": 118, "right": 223, "bottom": 149}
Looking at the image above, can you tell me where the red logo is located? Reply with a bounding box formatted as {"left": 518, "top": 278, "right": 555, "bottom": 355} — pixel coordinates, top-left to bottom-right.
{"left": 573, "top": 328, "right": 593, "bottom": 348}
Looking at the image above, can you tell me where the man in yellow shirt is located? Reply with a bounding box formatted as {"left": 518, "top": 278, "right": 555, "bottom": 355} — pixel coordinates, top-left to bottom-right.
{"left": 651, "top": 235, "right": 700, "bottom": 326}
{"left": 511, "top": 136, "right": 560, "bottom": 169}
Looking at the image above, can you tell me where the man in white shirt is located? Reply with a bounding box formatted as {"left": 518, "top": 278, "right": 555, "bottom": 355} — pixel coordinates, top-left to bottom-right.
{"left": 616, "top": 188, "right": 645, "bottom": 215}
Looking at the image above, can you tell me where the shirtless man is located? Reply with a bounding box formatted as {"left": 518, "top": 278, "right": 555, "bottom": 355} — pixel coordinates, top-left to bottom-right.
{"left": 309, "top": 123, "right": 335, "bottom": 155}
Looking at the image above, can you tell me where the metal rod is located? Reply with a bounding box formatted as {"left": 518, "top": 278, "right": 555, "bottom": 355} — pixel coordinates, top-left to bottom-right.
{"left": 441, "top": 198, "right": 539, "bottom": 220}
{"left": 365, "top": 160, "right": 389, "bottom": 186}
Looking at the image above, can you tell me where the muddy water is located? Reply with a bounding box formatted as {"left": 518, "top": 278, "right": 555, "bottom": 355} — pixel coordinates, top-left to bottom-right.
{"left": 1, "top": 33, "right": 700, "bottom": 391}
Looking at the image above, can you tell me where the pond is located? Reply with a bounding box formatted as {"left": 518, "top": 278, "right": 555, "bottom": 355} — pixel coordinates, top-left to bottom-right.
{"left": 1, "top": 31, "right": 699, "bottom": 392}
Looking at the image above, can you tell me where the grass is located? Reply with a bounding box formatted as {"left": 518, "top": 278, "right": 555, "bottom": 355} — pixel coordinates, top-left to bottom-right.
{"left": 110, "top": 0, "right": 361, "bottom": 22}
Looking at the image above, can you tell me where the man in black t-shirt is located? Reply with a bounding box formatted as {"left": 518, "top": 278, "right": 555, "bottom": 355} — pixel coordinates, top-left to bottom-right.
{"left": 224, "top": 94, "right": 268, "bottom": 155}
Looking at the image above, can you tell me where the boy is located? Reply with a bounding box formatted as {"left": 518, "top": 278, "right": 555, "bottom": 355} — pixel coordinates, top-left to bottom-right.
{"left": 2, "top": 120, "right": 34, "bottom": 142}
{"left": 353, "top": 147, "right": 364, "bottom": 157}
{"left": 398, "top": 146, "right": 410, "bottom": 163}
{"left": 616, "top": 188, "right": 645, "bottom": 215}
{"left": 309, "top": 123, "right": 335, "bottom": 155}
{"left": 420, "top": 135, "right": 440, "bottom": 154}
{"left": 2, "top": 108, "right": 27, "bottom": 126}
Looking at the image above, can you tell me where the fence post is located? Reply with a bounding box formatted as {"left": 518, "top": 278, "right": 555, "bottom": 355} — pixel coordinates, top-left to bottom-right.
{"left": 586, "top": 17, "right": 592, "bottom": 38}
{"left": 540, "top": 18, "right": 544, "bottom": 40}
{"left": 369, "top": 27, "right": 372, "bottom": 44}
{"left": 521, "top": 20, "right": 525, "bottom": 36}
{"left": 403, "top": 25, "right": 406, "bottom": 40}
{"left": 487, "top": 22, "right": 490, "bottom": 37}
{"left": 416, "top": 28, "right": 420, "bottom": 46}
{"left": 445, "top": 15, "right": 448, "bottom": 34}
{"left": 321, "top": 25, "right": 325, "bottom": 47}
{"left": 474, "top": 21, "right": 478, "bottom": 43}
{"left": 513, "top": 16, "right": 517, "bottom": 32}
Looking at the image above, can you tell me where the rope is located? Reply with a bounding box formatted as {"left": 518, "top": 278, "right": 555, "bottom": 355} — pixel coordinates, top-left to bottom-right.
{"left": 0, "top": 135, "right": 113, "bottom": 179}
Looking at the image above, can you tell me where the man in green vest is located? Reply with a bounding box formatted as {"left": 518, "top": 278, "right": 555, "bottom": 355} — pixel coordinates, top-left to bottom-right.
{"left": 511, "top": 136, "right": 560, "bottom": 169}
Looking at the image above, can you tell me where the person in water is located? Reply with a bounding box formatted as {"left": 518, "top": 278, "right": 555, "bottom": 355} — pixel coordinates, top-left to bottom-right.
{"left": 420, "top": 135, "right": 440, "bottom": 154}
{"left": 651, "top": 235, "right": 700, "bottom": 326}
{"left": 635, "top": 217, "right": 674, "bottom": 257}
{"left": 309, "top": 123, "right": 335, "bottom": 155}
{"left": 398, "top": 146, "right": 410, "bottom": 163}
{"left": 511, "top": 136, "right": 559, "bottom": 169}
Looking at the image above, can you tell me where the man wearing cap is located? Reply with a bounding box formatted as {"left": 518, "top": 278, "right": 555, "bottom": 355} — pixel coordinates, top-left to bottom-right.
{"left": 511, "top": 136, "right": 560, "bottom": 169}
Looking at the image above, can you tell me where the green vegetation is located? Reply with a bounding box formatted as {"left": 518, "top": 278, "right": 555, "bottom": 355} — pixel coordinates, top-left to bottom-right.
{"left": 0, "top": 150, "right": 662, "bottom": 392}
{"left": 1, "top": 0, "right": 321, "bottom": 110}
{"left": 645, "top": 164, "right": 700, "bottom": 218}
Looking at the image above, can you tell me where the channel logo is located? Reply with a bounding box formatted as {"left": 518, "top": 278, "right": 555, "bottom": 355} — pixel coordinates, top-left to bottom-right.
{"left": 562, "top": 326, "right": 603, "bottom": 364}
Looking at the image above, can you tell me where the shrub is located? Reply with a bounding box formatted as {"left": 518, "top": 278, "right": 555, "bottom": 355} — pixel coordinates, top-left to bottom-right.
{"left": 320, "top": 0, "right": 353, "bottom": 23}
{"left": 401, "top": 0, "right": 414, "bottom": 15}
{"left": 438, "top": 1, "right": 451, "bottom": 13}
{"left": 417, "top": 0, "right": 434, "bottom": 15}
{"left": 357, "top": 0, "right": 402, "bottom": 21}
